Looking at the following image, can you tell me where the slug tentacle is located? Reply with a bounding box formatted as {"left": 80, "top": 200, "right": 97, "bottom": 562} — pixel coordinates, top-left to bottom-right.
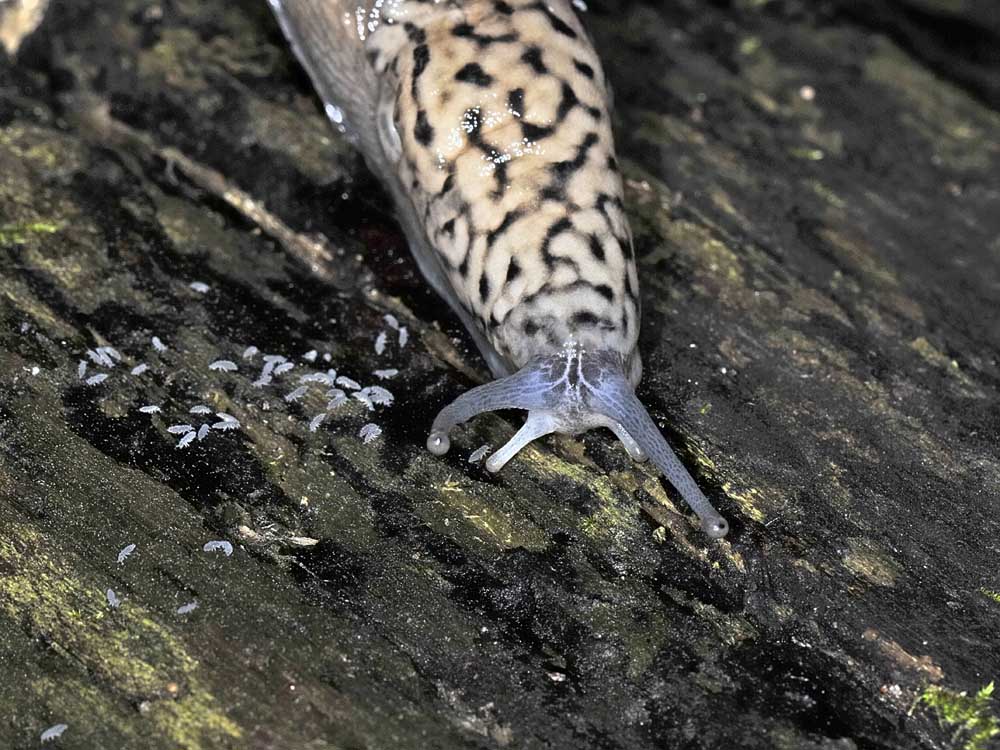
{"left": 428, "top": 342, "right": 729, "bottom": 538}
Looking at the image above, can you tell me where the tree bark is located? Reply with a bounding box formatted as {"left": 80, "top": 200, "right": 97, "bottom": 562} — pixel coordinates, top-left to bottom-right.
{"left": 1, "top": 1, "right": 998, "bottom": 748}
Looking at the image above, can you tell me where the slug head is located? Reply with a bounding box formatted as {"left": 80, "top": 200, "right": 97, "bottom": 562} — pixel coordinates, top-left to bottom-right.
{"left": 427, "top": 342, "right": 729, "bottom": 538}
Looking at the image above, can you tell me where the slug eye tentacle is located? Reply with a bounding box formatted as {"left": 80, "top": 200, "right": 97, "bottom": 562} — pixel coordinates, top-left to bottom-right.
{"left": 427, "top": 344, "right": 729, "bottom": 538}
{"left": 426, "top": 362, "right": 563, "bottom": 456}
{"left": 585, "top": 366, "right": 729, "bottom": 539}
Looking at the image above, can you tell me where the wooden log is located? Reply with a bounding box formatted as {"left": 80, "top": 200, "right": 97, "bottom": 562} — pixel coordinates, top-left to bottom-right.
{"left": 1, "top": 1, "right": 998, "bottom": 747}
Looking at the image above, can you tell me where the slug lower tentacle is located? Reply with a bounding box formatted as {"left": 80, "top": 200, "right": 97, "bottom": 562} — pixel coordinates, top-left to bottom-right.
{"left": 270, "top": 0, "right": 729, "bottom": 537}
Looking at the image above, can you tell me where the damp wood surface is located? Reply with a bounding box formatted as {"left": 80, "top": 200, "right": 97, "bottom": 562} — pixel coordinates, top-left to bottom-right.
{"left": 1, "top": 1, "right": 999, "bottom": 749}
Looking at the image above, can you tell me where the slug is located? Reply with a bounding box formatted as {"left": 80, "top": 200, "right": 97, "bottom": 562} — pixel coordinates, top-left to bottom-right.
{"left": 269, "top": 0, "right": 729, "bottom": 537}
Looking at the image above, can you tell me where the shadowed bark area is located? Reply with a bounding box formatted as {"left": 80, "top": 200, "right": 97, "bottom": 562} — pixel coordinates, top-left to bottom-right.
{"left": 1, "top": 1, "right": 999, "bottom": 748}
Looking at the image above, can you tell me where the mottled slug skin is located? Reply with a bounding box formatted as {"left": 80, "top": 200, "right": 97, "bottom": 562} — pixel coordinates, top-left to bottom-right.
{"left": 271, "top": 0, "right": 729, "bottom": 536}
{"left": 273, "top": 0, "right": 640, "bottom": 380}
{"left": 365, "top": 0, "right": 640, "bottom": 380}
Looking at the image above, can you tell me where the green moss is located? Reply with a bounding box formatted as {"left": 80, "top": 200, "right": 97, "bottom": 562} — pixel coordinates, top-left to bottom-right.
{"left": 981, "top": 588, "right": 1000, "bottom": 605}
{"left": 580, "top": 475, "right": 635, "bottom": 541}
{"left": 842, "top": 537, "right": 901, "bottom": 587}
{"left": 432, "top": 478, "right": 549, "bottom": 551}
{"left": 0, "top": 524, "right": 243, "bottom": 747}
{"left": 918, "top": 682, "right": 999, "bottom": 750}
{"left": 0, "top": 221, "right": 61, "bottom": 245}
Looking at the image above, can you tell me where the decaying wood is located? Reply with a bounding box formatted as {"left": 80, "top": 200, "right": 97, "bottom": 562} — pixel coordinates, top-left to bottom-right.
{"left": 1, "top": 1, "right": 998, "bottom": 748}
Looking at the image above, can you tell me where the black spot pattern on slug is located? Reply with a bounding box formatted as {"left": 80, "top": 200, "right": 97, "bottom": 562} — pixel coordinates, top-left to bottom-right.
{"left": 404, "top": 23, "right": 426, "bottom": 45}
{"left": 507, "top": 88, "right": 525, "bottom": 115}
{"left": 488, "top": 210, "right": 522, "bottom": 247}
{"left": 589, "top": 234, "right": 606, "bottom": 262}
{"left": 531, "top": 2, "right": 578, "bottom": 39}
{"left": 505, "top": 257, "right": 521, "bottom": 283}
{"left": 414, "top": 109, "right": 433, "bottom": 145}
{"left": 453, "top": 22, "right": 518, "bottom": 46}
{"left": 521, "top": 121, "right": 553, "bottom": 141}
{"left": 370, "top": 0, "right": 639, "bottom": 362}
{"left": 521, "top": 46, "right": 547, "bottom": 75}
{"left": 455, "top": 62, "right": 493, "bottom": 87}
{"left": 573, "top": 59, "right": 594, "bottom": 79}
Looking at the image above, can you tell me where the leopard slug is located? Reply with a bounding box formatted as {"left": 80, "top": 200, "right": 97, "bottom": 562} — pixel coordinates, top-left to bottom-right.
{"left": 269, "top": 0, "right": 728, "bottom": 537}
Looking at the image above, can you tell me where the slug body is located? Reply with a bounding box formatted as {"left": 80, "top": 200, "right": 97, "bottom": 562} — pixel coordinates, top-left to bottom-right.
{"left": 270, "top": 0, "right": 728, "bottom": 537}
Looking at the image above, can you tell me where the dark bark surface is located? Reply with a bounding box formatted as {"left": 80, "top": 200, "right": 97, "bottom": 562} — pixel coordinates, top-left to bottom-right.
{"left": 2, "top": 1, "right": 999, "bottom": 748}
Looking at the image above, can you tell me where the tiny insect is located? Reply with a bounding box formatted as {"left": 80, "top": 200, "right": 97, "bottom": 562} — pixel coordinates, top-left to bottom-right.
{"left": 383, "top": 314, "right": 399, "bottom": 330}
{"left": 365, "top": 385, "right": 394, "bottom": 406}
{"left": 374, "top": 331, "right": 388, "bottom": 355}
{"left": 189, "top": 404, "right": 212, "bottom": 414}
{"left": 139, "top": 405, "right": 161, "bottom": 414}
{"left": 285, "top": 385, "right": 309, "bottom": 402}
{"left": 40, "top": 724, "right": 68, "bottom": 743}
{"left": 263, "top": 354, "right": 287, "bottom": 364}
{"left": 77, "top": 360, "right": 87, "bottom": 379}
{"left": 176, "top": 431, "right": 197, "bottom": 449}
{"left": 98, "top": 345, "right": 122, "bottom": 362}
{"left": 308, "top": 413, "right": 326, "bottom": 432}
{"left": 468, "top": 444, "right": 492, "bottom": 464}
{"left": 197, "top": 424, "right": 211, "bottom": 441}
{"left": 243, "top": 345, "right": 259, "bottom": 359}
{"left": 303, "top": 349, "right": 318, "bottom": 362}
{"left": 300, "top": 372, "right": 335, "bottom": 385}
{"left": 203, "top": 540, "right": 234, "bottom": 556}
{"left": 189, "top": 280, "right": 210, "bottom": 293}
{"left": 273, "top": 361, "right": 295, "bottom": 375}
{"left": 167, "top": 424, "right": 194, "bottom": 434}
{"left": 106, "top": 588, "right": 121, "bottom": 608}
{"left": 151, "top": 335, "right": 167, "bottom": 352}
{"left": 335, "top": 376, "right": 360, "bottom": 391}
{"left": 359, "top": 422, "right": 382, "bottom": 444}
{"left": 176, "top": 601, "right": 199, "bottom": 615}
{"left": 373, "top": 368, "right": 398, "bottom": 380}
{"left": 397, "top": 327, "right": 409, "bottom": 348}
{"left": 87, "top": 348, "right": 114, "bottom": 367}
{"left": 353, "top": 391, "right": 374, "bottom": 411}
{"left": 209, "top": 359, "right": 238, "bottom": 372}
{"left": 131, "top": 363, "right": 149, "bottom": 376}
{"left": 212, "top": 419, "right": 240, "bottom": 431}
{"left": 85, "top": 373, "right": 109, "bottom": 386}
{"left": 116, "top": 543, "right": 136, "bottom": 564}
